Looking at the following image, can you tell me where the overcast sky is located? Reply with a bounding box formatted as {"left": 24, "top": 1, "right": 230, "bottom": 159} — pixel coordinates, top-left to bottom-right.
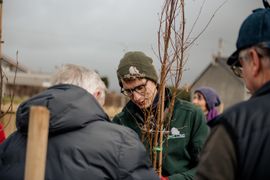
{"left": 3, "top": 0, "right": 262, "bottom": 91}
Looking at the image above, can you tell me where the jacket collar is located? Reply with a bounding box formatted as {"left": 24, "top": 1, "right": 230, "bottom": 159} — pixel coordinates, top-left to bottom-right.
{"left": 251, "top": 80, "right": 270, "bottom": 98}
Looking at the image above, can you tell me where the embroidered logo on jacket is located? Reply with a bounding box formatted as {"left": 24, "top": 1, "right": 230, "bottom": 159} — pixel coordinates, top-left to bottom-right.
{"left": 168, "top": 127, "right": 186, "bottom": 139}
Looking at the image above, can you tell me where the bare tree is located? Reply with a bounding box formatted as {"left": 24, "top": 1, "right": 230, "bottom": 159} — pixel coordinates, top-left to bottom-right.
{"left": 0, "top": 0, "right": 18, "bottom": 137}
{"left": 140, "top": 0, "right": 226, "bottom": 176}
{"left": 0, "top": 0, "right": 3, "bottom": 114}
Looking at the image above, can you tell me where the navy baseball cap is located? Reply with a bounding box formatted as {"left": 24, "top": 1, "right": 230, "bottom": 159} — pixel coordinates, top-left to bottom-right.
{"left": 227, "top": 8, "right": 270, "bottom": 66}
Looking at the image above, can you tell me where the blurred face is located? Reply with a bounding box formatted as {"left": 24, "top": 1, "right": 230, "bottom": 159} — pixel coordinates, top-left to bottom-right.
{"left": 192, "top": 92, "right": 208, "bottom": 114}
{"left": 121, "top": 78, "right": 157, "bottom": 109}
{"left": 238, "top": 48, "right": 257, "bottom": 94}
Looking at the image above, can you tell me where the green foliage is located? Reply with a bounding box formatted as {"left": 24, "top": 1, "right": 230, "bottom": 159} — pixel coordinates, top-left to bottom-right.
{"left": 94, "top": 69, "right": 109, "bottom": 88}
{"left": 101, "top": 76, "right": 109, "bottom": 88}
{"left": 168, "top": 86, "right": 191, "bottom": 102}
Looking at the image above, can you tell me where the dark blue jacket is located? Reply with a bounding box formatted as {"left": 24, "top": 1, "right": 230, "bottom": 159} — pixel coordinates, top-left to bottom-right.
{"left": 209, "top": 81, "right": 270, "bottom": 180}
{"left": 0, "top": 84, "right": 158, "bottom": 180}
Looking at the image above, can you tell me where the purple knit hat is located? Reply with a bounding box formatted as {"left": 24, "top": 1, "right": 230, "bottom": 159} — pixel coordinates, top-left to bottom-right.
{"left": 194, "top": 87, "right": 221, "bottom": 111}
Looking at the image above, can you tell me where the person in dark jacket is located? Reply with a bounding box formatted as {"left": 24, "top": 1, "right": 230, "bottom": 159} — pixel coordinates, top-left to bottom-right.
{"left": 0, "top": 64, "right": 159, "bottom": 180}
{"left": 112, "top": 51, "right": 208, "bottom": 180}
{"left": 196, "top": 4, "right": 270, "bottom": 180}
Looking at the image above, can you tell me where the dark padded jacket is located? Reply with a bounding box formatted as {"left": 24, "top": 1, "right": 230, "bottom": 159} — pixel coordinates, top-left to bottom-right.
{"left": 0, "top": 84, "right": 159, "bottom": 180}
{"left": 208, "top": 81, "right": 270, "bottom": 180}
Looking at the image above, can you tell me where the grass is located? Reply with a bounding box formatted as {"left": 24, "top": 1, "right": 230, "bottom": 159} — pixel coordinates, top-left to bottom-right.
{"left": 103, "top": 106, "right": 123, "bottom": 120}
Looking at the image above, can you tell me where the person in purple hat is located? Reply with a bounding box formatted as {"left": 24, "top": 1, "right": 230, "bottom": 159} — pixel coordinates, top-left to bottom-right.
{"left": 192, "top": 87, "right": 221, "bottom": 122}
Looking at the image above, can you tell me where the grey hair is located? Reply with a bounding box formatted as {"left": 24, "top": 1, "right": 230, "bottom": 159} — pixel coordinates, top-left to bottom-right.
{"left": 248, "top": 43, "right": 270, "bottom": 69}
{"left": 51, "top": 64, "right": 107, "bottom": 105}
{"left": 253, "top": 42, "right": 270, "bottom": 56}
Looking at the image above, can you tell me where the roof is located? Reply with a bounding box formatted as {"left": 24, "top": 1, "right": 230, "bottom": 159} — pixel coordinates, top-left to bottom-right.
{"left": 2, "top": 55, "right": 30, "bottom": 73}
{"left": 1, "top": 54, "right": 51, "bottom": 87}
{"left": 190, "top": 56, "right": 243, "bottom": 88}
{"left": 4, "top": 72, "right": 51, "bottom": 87}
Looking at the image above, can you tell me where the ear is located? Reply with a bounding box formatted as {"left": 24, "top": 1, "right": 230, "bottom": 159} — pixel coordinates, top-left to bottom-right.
{"left": 249, "top": 49, "right": 261, "bottom": 77}
{"left": 93, "top": 90, "right": 105, "bottom": 106}
{"left": 93, "top": 91, "right": 101, "bottom": 99}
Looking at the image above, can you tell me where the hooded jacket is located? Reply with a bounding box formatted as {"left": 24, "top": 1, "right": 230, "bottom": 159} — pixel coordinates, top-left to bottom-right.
{"left": 0, "top": 84, "right": 159, "bottom": 180}
{"left": 113, "top": 89, "right": 208, "bottom": 180}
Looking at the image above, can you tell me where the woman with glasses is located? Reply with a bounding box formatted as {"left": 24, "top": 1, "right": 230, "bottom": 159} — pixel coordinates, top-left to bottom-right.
{"left": 113, "top": 51, "right": 208, "bottom": 180}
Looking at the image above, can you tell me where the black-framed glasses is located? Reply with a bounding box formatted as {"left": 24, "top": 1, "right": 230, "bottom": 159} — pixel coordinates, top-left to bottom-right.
{"left": 230, "top": 50, "right": 250, "bottom": 78}
{"left": 121, "top": 80, "right": 148, "bottom": 96}
{"left": 231, "top": 45, "right": 267, "bottom": 78}
{"left": 231, "top": 62, "right": 243, "bottom": 78}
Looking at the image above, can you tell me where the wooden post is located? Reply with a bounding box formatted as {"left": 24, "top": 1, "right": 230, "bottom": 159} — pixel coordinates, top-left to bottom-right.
{"left": 24, "top": 106, "right": 49, "bottom": 180}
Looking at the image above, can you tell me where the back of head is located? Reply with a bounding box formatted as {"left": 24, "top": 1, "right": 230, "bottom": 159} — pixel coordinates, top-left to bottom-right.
{"left": 51, "top": 64, "right": 107, "bottom": 105}
{"left": 117, "top": 51, "right": 158, "bottom": 87}
{"left": 228, "top": 5, "right": 270, "bottom": 65}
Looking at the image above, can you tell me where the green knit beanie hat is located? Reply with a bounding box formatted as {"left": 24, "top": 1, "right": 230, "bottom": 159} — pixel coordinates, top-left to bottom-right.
{"left": 117, "top": 51, "right": 158, "bottom": 87}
